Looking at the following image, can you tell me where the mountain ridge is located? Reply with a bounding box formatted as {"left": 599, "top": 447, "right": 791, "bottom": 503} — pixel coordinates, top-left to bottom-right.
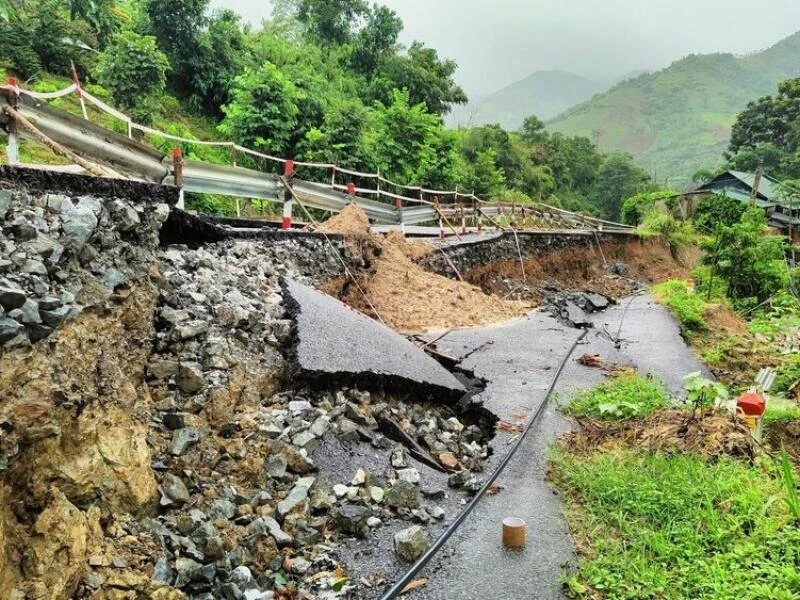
{"left": 547, "top": 31, "right": 800, "bottom": 185}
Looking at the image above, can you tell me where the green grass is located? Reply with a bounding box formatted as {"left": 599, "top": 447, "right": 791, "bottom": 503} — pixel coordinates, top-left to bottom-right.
{"left": 652, "top": 280, "right": 709, "bottom": 337}
{"left": 564, "top": 372, "right": 670, "bottom": 420}
{"left": 764, "top": 403, "right": 800, "bottom": 426}
{"left": 551, "top": 449, "right": 800, "bottom": 600}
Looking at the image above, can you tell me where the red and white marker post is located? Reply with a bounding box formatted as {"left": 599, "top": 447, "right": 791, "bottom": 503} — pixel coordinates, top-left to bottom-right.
{"left": 6, "top": 78, "right": 19, "bottom": 165}
{"left": 282, "top": 160, "right": 295, "bottom": 230}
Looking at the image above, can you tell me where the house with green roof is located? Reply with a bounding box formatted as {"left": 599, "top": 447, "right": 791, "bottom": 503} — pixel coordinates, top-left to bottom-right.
{"left": 694, "top": 170, "right": 800, "bottom": 241}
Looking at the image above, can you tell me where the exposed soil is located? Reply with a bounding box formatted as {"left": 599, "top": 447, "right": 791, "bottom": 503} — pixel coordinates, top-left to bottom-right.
{"left": 318, "top": 206, "right": 530, "bottom": 332}
{"left": 465, "top": 239, "right": 697, "bottom": 302}
{"left": 765, "top": 419, "right": 800, "bottom": 464}
{"left": 558, "top": 409, "right": 755, "bottom": 462}
{"left": 316, "top": 203, "right": 371, "bottom": 237}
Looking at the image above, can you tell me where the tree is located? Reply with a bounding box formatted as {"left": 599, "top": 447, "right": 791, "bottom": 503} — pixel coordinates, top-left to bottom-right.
{"left": 727, "top": 77, "right": 800, "bottom": 179}
{"left": 692, "top": 194, "right": 746, "bottom": 234}
{"left": 347, "top": 4, "right": 402, "bottom": 78}
{"left": 465, "top": 148, "right": 505, "bottom": 199}
{"left": 276, "top": 0, "right": 368, "bottom": 46}
{"left": 184, "top": 9, "right": 249, "bottom": 115}
{"left": 589, "top": 153, "right": 653, "bottom": 220}
{"left": 366, "top": 42, "right": 467, "bottom": 116}
{"left": 0, "top": 0, "right": 87, "bottom": 78}
{"left": 360, "top": 89, "right": 443, "bottom": 184}
{"left": 218, "top": 63, "right": 303, "bottom": 156}
{"left": 146, "top": 0, "right": 207, "bottom": 96}
{"left": 95, "top": 30, "right": 169, "bottom": 123}
{"left": 520, "top": 115, "right": 548, "bottom": 146}
{"left": 701, "top": 206, "right": 788, "bottom": 304}
{"left": 68, "top": 0, "right": 129, "bottom": 46}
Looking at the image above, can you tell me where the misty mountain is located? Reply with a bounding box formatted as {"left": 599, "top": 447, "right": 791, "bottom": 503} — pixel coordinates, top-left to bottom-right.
{"left": 445, "top": 70, "right": 610, "bottom": 130}
{"left": 547, "top": 31, "right": 800, "bottom": 186}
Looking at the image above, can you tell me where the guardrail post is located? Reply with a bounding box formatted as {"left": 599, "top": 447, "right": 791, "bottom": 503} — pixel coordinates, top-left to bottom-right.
{"left": 172, "top": 147, "right": 184, "bottom": 209}
{"left": 460, "top": 203, "right": 467, "bottom": 234}
{"left": 282, "top": 159, "right": 295, "bottom": 230}
{"left": 71, "top": 61, "right": 89, "bottom": 120}
{"left": 347, "top": 182, "right": 355, "bottom": 196}
{"left": 6, "top": 78, "right": 19, "bottom": 165}
{"left": 396, "top": 193, "right": 404, "bottom": 234}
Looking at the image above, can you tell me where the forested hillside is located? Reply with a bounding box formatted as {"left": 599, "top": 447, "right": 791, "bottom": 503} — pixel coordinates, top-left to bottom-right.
{"left": 446, "top": 70, "right": 608, "bottom": 130}
{"left": 0, "top": 0, "right": 661, "bottom": 219}
{"left": 548, "top": 32, "right": 800, "bottom": 187}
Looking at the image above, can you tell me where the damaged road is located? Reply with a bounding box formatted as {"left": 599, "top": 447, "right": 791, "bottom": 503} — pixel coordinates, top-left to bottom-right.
{"left": 281, "top": 278, "right": 466, "bottom": 402}
{"left": 399, "top": 294, "right": 710, "bottom": 600}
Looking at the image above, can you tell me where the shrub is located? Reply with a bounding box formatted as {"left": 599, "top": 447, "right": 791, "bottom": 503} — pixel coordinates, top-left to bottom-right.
{"left": 95, "top": 30, "right": 169, "bottom": 123}
{"left": 564, "top": 372, "right": 670, "bottom": 420}
{"left": 692, "top": 193, "right": 746, "bottom": 234}
{"left": 700, "top": 206, "right": 789, "bottom": 305}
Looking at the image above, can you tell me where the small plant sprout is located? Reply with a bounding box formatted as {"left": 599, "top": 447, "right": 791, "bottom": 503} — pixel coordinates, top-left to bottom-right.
{"left": 684, "top": 372, "right": 729, "bottom": 419}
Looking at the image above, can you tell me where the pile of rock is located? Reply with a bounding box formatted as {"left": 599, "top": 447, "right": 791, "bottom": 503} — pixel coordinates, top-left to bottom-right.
{"left": 543, "top": 290, "right": 615, "bottom": 328}
{"left": 120, "top": 239, "right": 494, "bottom": 598}
{"left": 0, "top": 188, "right": 168, "bottom": 349}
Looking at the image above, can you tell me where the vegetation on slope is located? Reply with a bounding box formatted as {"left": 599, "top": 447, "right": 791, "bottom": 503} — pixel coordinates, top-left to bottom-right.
{"left": 0, "top": 0, "right": 658, "bottom": 220}
{"left": 548, "top": 32, "right": 800, "bottom": 187}
{"left": 551, "top": 374, "right": 800, "bottom": 600}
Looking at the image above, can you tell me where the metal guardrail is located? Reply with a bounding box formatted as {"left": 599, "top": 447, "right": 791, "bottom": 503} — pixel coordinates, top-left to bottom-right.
{"left": 1, "top": 88, "right": 635, "bottom": 231}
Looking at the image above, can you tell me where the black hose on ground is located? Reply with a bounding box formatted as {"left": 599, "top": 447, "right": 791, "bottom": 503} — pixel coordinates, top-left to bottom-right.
{"left": 378, "top": 329, "right": 589, "bottom": 600}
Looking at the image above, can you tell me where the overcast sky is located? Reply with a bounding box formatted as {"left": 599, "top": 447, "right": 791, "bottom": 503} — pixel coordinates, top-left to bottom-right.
{"left": 211, "top": 0, "right": 800, "bottom": 96}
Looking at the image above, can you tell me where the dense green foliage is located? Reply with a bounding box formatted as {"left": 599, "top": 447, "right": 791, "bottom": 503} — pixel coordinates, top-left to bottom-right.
{"left": 652, "top": 280, "right": 708, "bottom": 335}
{"left": 0, "top": 0, "right": 656, "bottom": 220}
{"left": 96, "top": 30, "right": 169, "bottom": 122}
{"left": 620, "top": 190, "right": 670, "bottom": 225}
{"left": 701, "top": 207, "right": 788, "bottom": 305}
{"left": 727, "top": 77, "right": 800, "bottom": 180}
{"left": 549, "top": 33, "right": 800, "bottom": 187}
{"left": 564, "top": 373, "right": 670, "bottom": 420}
{"left": 552, "top": 449, "right": 800, "bottom": 599}
{"left": 692, "top": 193, "right": 746, "bottom": 234}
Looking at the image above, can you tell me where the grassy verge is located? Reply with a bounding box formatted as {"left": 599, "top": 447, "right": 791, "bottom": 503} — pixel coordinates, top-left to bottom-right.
{"left": 651, "top": 280, "right": 800, "bottom": 395}
{"left": 564, "top": 372, "right": 670, "bottom": 420}
{"left": 552, "top": 450, "right": 800, "bottom": 599}
{"left": 551, "top": 374, "right": 800, "bottom": 599}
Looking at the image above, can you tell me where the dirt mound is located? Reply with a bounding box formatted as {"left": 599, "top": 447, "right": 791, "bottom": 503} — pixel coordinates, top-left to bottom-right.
{"left": 560, "top": 409, "right": 755, "bottom": 461}
{"left": 323, "top": 231, "right": 529, "bottom": 332}
{"left": 317, "top": 203, "right": 371, "bottom": 236}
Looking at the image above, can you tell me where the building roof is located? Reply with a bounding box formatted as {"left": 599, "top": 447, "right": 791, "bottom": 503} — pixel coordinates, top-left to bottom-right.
{"left": 697, "top": 170, "right": 781, "bottom": 201}
{"left": 713, "top": 188, "right": 778, "bottom": 209}
{"left": 769, "top": 211, "right": 800, "bottom": 226}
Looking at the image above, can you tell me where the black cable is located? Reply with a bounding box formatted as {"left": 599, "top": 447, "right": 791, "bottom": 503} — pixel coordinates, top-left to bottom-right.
{"left": 378, "top": 329, "right": 588, "bottom": 600}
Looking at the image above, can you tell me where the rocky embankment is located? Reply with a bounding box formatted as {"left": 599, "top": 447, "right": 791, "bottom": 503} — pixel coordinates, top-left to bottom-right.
{"left": 0, "top": 174, "right": 495, "bottom": 600}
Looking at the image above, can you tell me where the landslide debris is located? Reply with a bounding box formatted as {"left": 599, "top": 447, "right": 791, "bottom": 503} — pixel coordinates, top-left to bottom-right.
{"left": 0, "top": 184, "right": 498, "bottom": 600}
{"left": 463, "top": 239, "right": 696, "bottom": 303}
{"left": 318, "top": 203, "right": 529, "bottom": 332}
{"left": 315, "top": 203, "right": 371, "bottom": 237}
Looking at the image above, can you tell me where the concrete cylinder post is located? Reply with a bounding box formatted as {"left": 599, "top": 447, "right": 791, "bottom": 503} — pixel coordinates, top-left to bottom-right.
{"left": 6, "top": 78, "right": 19, "bottom": 165}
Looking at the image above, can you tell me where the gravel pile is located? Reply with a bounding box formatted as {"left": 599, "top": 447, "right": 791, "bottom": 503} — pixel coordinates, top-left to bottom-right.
{"left": 0, "top": 188, "right": 168, "bottom": 350}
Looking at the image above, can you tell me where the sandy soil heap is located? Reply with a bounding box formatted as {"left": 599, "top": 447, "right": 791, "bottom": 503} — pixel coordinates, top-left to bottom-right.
{"left": 318, "top": 206, "right": 530, "bottom": 332}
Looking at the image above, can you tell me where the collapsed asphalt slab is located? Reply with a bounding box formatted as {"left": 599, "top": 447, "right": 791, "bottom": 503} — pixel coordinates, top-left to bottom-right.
{"left": 281, "top": 278, "right": 467, "bottom": 401}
